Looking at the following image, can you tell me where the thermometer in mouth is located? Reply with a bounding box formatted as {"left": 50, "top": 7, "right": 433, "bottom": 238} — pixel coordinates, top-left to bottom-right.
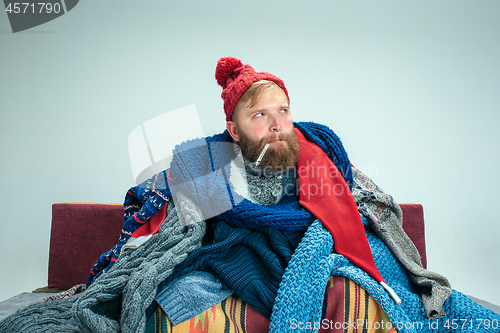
{"left": 255, "top": 143, "right": 270, "bottom": 166}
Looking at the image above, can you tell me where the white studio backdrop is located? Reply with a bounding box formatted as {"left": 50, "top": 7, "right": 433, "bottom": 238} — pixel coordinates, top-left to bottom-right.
{"left": 0, "top": 0, "right": 499, "bottom": 305}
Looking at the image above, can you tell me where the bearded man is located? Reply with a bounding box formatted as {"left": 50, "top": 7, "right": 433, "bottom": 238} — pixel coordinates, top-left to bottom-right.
{"left": 134, "top": 58, "right": 497, "bottom": 332}
{"left": 2, "top": 57, "right": 498, "bottom": 333}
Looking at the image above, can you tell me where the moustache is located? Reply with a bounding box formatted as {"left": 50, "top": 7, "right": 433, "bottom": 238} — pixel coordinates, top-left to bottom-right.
{"left": 263, "top": 133, "right": 289, "bottom": 145}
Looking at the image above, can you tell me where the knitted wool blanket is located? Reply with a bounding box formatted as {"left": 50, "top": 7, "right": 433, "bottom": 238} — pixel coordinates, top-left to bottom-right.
{"left": 269, "top": 216, "right": 500, "bottom": 333}
{"left": 269, "top": 166, "right": 499, "bottom": 332}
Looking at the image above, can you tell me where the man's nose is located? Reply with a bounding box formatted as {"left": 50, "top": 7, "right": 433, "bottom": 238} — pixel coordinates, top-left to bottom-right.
{"left": 270, "top": 115, "right": 282, "bottom": 132}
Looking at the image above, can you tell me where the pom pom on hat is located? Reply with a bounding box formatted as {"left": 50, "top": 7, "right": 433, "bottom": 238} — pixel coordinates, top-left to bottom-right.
{"left": 216, "top": 57, "right": 244, "bottom": 88}
{"left": 215, "top": 57, "right": 289, "bottom": 121}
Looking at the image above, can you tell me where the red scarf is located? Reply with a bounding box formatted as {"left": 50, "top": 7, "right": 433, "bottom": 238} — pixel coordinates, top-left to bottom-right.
{"left": 295, "top": 128, "right": 385, "bottom": 285}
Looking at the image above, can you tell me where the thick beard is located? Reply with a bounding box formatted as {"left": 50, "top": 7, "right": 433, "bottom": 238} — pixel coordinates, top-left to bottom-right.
{"left": 238, "top": 129, "right": 300, "bottom": 172}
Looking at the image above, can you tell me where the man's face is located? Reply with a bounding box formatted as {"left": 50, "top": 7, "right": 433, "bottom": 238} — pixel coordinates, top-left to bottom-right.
{"left": 226, "top": 86, "right": 299, "bottom": 171}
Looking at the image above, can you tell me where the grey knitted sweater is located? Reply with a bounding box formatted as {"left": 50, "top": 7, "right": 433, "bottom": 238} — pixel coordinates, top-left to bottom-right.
{"left": 0, "top": 201, "right": 206, "bottom": 333}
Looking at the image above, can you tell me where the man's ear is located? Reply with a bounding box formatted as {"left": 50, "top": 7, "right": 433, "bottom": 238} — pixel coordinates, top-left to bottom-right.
{"left": 226, "top": 121, "right": 240, "bottom": 142}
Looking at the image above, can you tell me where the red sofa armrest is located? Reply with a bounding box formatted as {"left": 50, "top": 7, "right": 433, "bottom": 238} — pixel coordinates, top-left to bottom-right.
{"left": 399, "top": 203, "right": 427, "bottom": 269}
{"left": 48, "top": 203, "right": 124, "bottom": 289}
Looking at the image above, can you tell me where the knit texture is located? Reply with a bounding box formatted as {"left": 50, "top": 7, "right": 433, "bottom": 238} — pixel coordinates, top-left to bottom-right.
{"left": 243, "top": 157, "right": 285, "bottom": 205}
{"left": 2, "top": 122, "right": 486, "bottom": 333}
{"left": 0, "top": 202, "right": 206, "bottom": 333}
{"left": 155, "top": 271, "right": 233, "bottom": 326}
{"left": 87, "top": 170, "right": 173, "bottom": 285}
{"left": 152, "top": 133, "right": 346, "bottom": 318}
{"left": 87, "top": 122, "right": 352, "bottom": 286}
{"left": 270, "top": 217, "right": 500, "bottom": 333}
{"left": 295, "top": 127, "right": 385, "bottom": 285}
{"left": 153, "top": 156, "right": 303, "bottom": 319}
{"left": 269, "top": 221, "right": 334, "bottom": 332}
{"left": 351, "top": 166, "right": 453, "bottom": 318}
{"left": 294, "top": 122, "right": 353, "bottom": 188}
{"left": 0, "top": 297, "right": 79, "bottom": 333}
{"left": 155, "top": 221, "right": 304, "bottom": 318}
{"left": 215, "top": 57, "right": 290, "bottom": 121}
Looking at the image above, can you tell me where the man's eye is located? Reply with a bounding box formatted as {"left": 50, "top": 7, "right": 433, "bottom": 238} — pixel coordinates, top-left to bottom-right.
{"left": 254, "top": 113, "right": 264, "bottom": 117}
{"left": 280, "top": 109, "right": 288, "bottom": 113}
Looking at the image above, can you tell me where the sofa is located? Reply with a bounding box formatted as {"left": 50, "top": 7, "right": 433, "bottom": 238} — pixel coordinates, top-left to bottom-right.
{"left": 47, "top": 202, "right": 428, "bottom": 289}
{"left": 0, "top": 202, "right": 498, "bottom": 323}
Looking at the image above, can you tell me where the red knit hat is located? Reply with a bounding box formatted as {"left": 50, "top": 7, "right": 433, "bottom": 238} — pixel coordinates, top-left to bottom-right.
{"left": 215, "top": 57, "right": 290, "bottom": 121}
